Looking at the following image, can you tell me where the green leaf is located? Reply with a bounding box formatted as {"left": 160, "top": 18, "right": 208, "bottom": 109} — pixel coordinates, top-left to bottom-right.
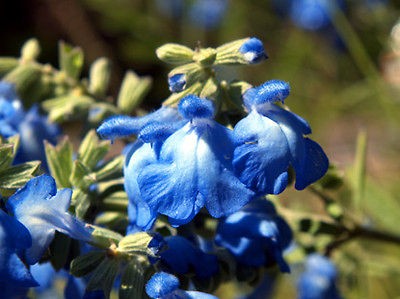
{"left": 92, "top": 156, "right": 124, "bottom": 182}
{"left": 72, "top": 189, "right": 91, "bottom": 219}
{"left": 3, "top": 63, "right": 42, "bottom": 101}
{"left": 100, "top": 191, "right": 128, "bottom": 212}
{"left": 0, "top": 144, "right": 14, "bottom": 171}
{"left": 59, "top": 41, "right": 84, "bottom": 79}
{"left": 0, "top": 57, "right": 19, "bottom": 75}
{"left": 95, "top": 212, "right": 128, "bottom": 231}
{"left": 89, "top": 57, "right": 111, "bottom": 97}
{"left": 117, "top": 232, "right": 154, "bottom": 256}
{"left": 117, "top": 71, "right": 152, "bottom": 114}
{"left": 0, "top": 161, "right": 40, "bottom": 190}
{"left": 70, "top": 160, "right": 92, "bottom": 190}
{"left": 42, "top": 94, "right": 95, "bottom": 122}
{"left": 91, "top": 225, "right": 123, "bottom": 249}
{"left": 86, "top": 257, "right": 120, "bottom": 299}
{"left": 78, "top": 130, "right": 109, "bottom": 170}
{"left": 70, "top": 251, "right": 106, "bottom": 277}
{"left": 45, "top": 138, "right": 73, "bottom": 188}
{"left": 119, "top": 258, "right": 148, "bottom": 299}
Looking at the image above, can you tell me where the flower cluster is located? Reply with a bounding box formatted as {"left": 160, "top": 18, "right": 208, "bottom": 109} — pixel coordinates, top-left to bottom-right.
{"left": 0, "top": 175, "right": 93, "bottom": 295}
{"left": 0, "top": 82, "right": 60, "bottom": 169}
{"left": 98, "top": 82, "right": 328, "bottom": 230}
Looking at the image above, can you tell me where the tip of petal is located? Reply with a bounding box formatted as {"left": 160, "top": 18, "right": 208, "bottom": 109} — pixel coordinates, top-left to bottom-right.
{"left": 244, "top": 80, "right": 290, "bottom": 110}
{"left": 239, "top": 37, "right": 268, "bottom": 63}
{"left": 178, "top": 95, "right": 214, "bottom": 120}
{"left": 168, "top": 73, "right": 187, "bottom": 93}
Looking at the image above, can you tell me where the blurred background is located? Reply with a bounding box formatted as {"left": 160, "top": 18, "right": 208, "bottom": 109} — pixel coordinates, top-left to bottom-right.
{"left": 1, "top": 0, "right": 400, "bottom": 298}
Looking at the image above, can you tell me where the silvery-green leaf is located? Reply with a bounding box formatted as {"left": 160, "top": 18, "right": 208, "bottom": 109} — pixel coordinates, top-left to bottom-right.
{"left": 89, "top": 57, "right": 111, "bottom": 97}
{"left": 0, "top": 161, "right": 41, "bottom": 190}
{"left": 117, "top": 232, "right": 153, "bottom": 256}
{"left": 59, "top": 41, "right": 84, "bottom": 79}
{"left": 156, "top": 43, "right": 194, "bottom": 65}
{"left": 117, "top": 71, "right": 152, "bottom": 114}
{"left": 78, "top": 130, "right": 110, "bottom": 170}
{"left": 119, "top": 258, "right": 149, "bottom": 299}
{"left": 86, "top": 257, "right": 120, "bottom": 299}
{"left": 21, "top": 38, "right": 41, "bottom": 62}
{"left": 70, "top": 251, "right": 106, "bottom": 277}
{"left": 45, "top": 138, "right": 73, "bottom": 188}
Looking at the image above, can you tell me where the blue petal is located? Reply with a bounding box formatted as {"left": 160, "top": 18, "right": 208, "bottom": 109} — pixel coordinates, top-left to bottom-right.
{"left": 30, "top": 262, "right": 56, "bottom": 292}
{"left": 239, "top": 37, "right": 268, "bottom": 64}
{"left": 124, "top": 142, "right": 159, "bottom": 231}
{"left": 0, "top": 251, "right": 38, "bottom": 287}
{"left": 97, "top": 106, "right": 182, "bottom": 140}
{"left": 294, "top": 138, "right": 329, "bottom": 190}
{"left": 160, "top": 236, "right": 219, "bottom": 279}
{"left": 244, "top": 80, "right": 290, "bottom": 109}
{"left": 178, "top": 95, "right": 214, "bottom": 120}
{"left": 6, "top": 175, "right": 92, "bottom": 264}
{"left": 184, "top": 290, "right": 220, "bottom": 299}
{"left": 97, "top": 115, "right": 146, "bottom": 140}
{"left": 138, "top": 121, "right": 252, "bottom": 224}
{"left": 233, "top": 111, "right": 291, "bottom": 195}
{"left": 146, "top": 272, "right": 180, "bottom": 299}
{"left": 0, "top": 209, "right": 32, "bottom": 250}
{"left": 168, "top": 73, "right": 186, "bottom": 93}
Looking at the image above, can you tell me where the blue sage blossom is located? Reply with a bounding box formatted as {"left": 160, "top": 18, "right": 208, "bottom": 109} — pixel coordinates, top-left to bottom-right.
{"left": 239, "top": 37, "right": 268, "bottom": 64}
{"left": 233, "top": 80, "right": 329, "bottom": 195}
{"left": 6, "top": 174, "right": 93, "bottom": 264}
{"left": 215, "top": 198, "right": 292, "bottom": 272}
{"left": 137, "top": 95, "right": 255, "bottom": 226}
{"left": 297, "top": 254, "right": 342, "bottom": 299}
{"left": 158, "top": 236, "right": 219, "bottom": 279}
{"left": 0, "top": 209, "right": 37, "bottom": 289}
{"left": 0, "top": 82, "right": 60, "bottom": 169}
{"left": 97, "top": 105, "right": 184, "bottom": 142}
{"left": 146, "top": 272, "right": 219, "bottom": 299}
{"left": 168, "top": 73, "right": 187, "bottom": 93}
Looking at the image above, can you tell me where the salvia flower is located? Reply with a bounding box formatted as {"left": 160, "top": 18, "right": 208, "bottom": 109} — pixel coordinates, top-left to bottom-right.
{"left": 0, "top": 82, "right": 60, "bottom": 169}
{"left": 97, "top": 105, "right": 184, "bottom": 142}
{"left": 297, "top": 254, "right": 342, "bottom": 299}
{"left": 0, "top": 209, "right": 37, "bottom": 288}
{"left": 239, "top": 37, "right": 268, "bottom": 64}
{"left": 215, "top": 198, "right": 292, "bottom": 272}
{"left": 137, "top": 95, "right": 254, "bottom": 226}
{"left": 168, "top": 73, "right": 187, "bottom": 93}
{"left": 6, "top": 174, "right": 93, "bottom": 264}
{"left": 233, "top": 80, "right": 329, "bottom": 195}
{"left": 158, "top": 236, "right": 219, "bottom": 279}
{"left": 146, "top": 271, "right": 219, "bottom": 299}
{"left": 288, "top": 0, "right": 345, "bottom": 31}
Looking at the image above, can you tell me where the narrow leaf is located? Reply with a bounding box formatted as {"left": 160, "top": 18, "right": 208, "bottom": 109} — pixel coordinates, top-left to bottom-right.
{"left": 70, "top": 251, "right": 106, "bottom": 277}
{"left": 45, "top": 138, "right": 73, "bottom": 188}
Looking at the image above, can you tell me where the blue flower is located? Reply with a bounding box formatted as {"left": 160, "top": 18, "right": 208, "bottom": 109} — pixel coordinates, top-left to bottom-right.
{"left": 289, "top": 0, "right": 345, "bottom": 31}
{"left": 0, "top": 82, "right": 60, "bottom": 169}
{"left": 0, "top": 209, "right": 37, "bottom": 288}
{"left": 239, "top": 38, "right": 268, "bottom": 64}
{"left": 189, "top": 0, "right": 228, "bottom": 30}
{"left": 215, "top": 198, "right": 292, "bottom": 272}
{"left": 233, "top": 80, "right": 329, "bottom": 195}
{"left": 297, "top": 254, "right": 342, "bottom": 299}
{"left": 168, "top": 73, "right": 187, "bottom": 93}
{"left": 14, "top": 105, "right": 60, "bottom": 169}
{"left": 146, "top": 272, "right": 219, "bottom": 299}
{"left": 6, "top": 174, "right": 93, "bottom": 264}
{"left": 137, "top": 95, "right": 254, "bottom": 226}
{"left": 97, "top": 106, "right": 184, "bottom": 142}
{"left": 125, "top": 122, "right": 183, "bottom": 232}
{"left": 158, "top": 236, "right": 219, "bottom": 279}
{"left": 0, "top": 82, "right": 24, "bottom": 137}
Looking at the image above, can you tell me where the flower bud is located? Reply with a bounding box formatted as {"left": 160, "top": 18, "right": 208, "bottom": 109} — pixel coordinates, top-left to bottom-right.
{"left": 156, "top": 43, "right": 194, "bottom": 65}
